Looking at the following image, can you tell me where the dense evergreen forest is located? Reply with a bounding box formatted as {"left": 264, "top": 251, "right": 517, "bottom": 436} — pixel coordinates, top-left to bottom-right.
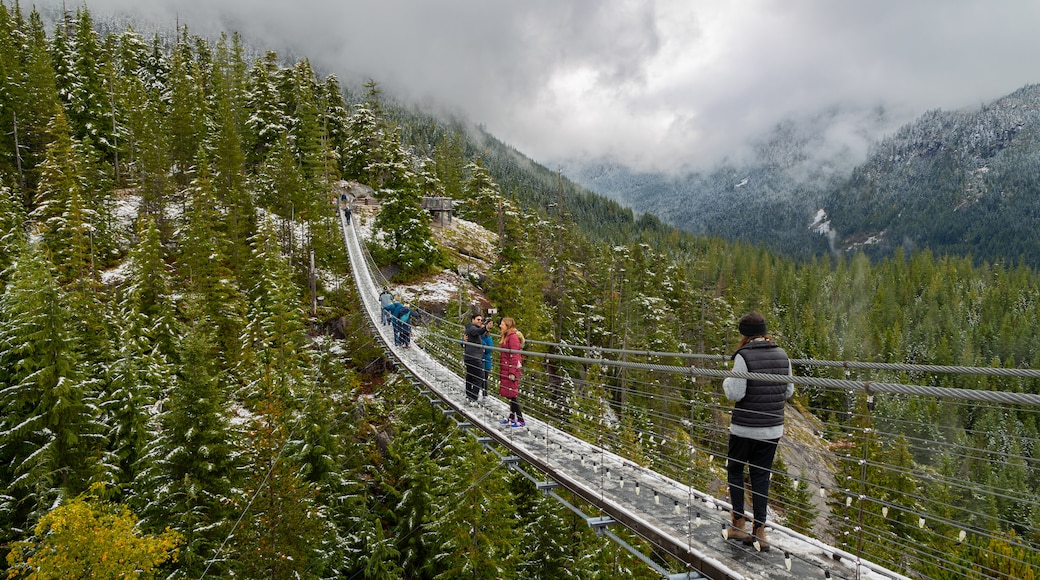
{"left": 0, "top": 3, "right": 1037, "bottom": 578}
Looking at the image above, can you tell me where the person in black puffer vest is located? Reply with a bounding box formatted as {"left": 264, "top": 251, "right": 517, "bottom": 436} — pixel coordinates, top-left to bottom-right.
{"left": 722, "top": 311, "right": 793, "bottom": 552}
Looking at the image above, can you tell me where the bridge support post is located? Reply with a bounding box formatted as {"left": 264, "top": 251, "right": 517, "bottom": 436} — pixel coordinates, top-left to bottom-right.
{"left": 537, "top": 481, "right": 561, "bottom": 494}
{"left": 587, "top": 516, "right": 616, "bottom": 533}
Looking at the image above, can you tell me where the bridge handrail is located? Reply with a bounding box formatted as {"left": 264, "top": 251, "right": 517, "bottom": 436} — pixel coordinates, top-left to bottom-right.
{"left": 418, "top": 327, "right": 1040, "bottom": 407}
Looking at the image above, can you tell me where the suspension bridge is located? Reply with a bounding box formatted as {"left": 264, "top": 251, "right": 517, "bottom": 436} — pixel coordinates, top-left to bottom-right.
{"left": 337, "top": 207, "right": 1040, "bottom": 579}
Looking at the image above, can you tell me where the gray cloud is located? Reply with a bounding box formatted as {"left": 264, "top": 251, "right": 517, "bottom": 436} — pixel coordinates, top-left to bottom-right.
{"left": 37, "top": 0, "right": 1040, "bottom": 172}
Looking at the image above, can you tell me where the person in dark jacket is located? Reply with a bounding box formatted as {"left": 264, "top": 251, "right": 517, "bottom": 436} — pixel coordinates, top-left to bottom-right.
{"left": 722, "top": 311, "right": 793, "bottom": 552}
{"left": 462, "top": 313, "right": 487, "bottom": 403}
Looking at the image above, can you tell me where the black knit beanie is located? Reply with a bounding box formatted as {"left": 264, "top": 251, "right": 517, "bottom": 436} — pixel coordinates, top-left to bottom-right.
{"left": 737, "top": 312, "right": 767, "bottom": 337}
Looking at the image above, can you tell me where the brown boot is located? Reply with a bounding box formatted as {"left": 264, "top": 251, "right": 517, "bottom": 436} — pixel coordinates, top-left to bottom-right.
{"left": 724, "top": 512, "right": 751, "bottom": 541}
{"left": 744, "top": 522, "right": 770, "bottom": 552}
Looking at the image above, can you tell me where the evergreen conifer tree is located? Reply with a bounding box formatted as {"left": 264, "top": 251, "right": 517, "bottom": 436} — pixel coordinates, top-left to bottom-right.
{"left": 458, "top": 158, "right": 501, "bottom": 227}
{"left": 517, "top": 494, "right": 586, "bottom": 579}
{"left": 245, "top": 50, "right": 288, "bottom": 165}
{"left": 178, "top": 155, "right": 248, "bottom": 369}
{"left": 0, "top": 181, "right": 25, "bottom": 270}
{"left": 427, "top": 437, "right": 518, "bottom": 578}
{"left": 29, "top": 109, "right": 94, "bottom": 279}
{"left": 0, "top": 242, "right": 107, "bottom": 536}
{"left": 53, "top": 9, "right": 110, "bottom": 153}
{"left": 390, "top": 425, "right": 440, "bottom": 579}
{"left": 166, "top": 29, "right": 207, "bottom": 187}
{"left": 207, "top": 37, "right": 254, "bottom": 269}
{"left": 373, "top": 178, "right": 440, "bottom": 276}
{"left": 102, "top": 217, "right": 176, "bottom": 486}
{"left": 0, "top": 3, "right": 24, "bottom": 179}
{"left": 321, "top": 74, "right": 350, "bottom": 177}
{"left": 133, "top": 80, "right": 173, "bottom": 234}
{"left": 230, "top": 219, "right": 337, "bottom": 577}
{"left": 134, "top": 297, "right": 243, "bottom": 579}
{"left": 432, "top": 129, "right": 466, "bottom": 199}
{"left": 9, "top": 9, "right": 60, "bottom": 196}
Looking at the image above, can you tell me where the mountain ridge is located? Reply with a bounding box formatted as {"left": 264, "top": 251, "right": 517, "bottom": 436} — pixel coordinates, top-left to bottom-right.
{"left": 560, "top": 84, "right": 1040, "bottom": 267}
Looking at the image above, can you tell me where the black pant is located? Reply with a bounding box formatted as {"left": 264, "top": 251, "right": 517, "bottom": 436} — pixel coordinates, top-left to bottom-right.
{"left": 479, "top": 366, "right": 490, "bottom": 397}
{"left": 464, "top": 358, "right": 483, "bottom": 401}
{"left": 391, "top": 319, "right": 402, "bottom": 344}
{"left": 727, "top": 433, "right": 779, "bottom": 526}
{"left": 506, "top": 397, "right": 524, "bottom": 422}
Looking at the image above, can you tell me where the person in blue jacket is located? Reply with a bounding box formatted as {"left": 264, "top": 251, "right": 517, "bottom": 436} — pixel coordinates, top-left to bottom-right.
{"left": 480, "top": 318, "right": 495, "bottom": 401}
{"left": 397, "top": 303, "right": 413, "bottom": 348}
{"left": 383, "top": 300, "right": 403, "bottom": 345}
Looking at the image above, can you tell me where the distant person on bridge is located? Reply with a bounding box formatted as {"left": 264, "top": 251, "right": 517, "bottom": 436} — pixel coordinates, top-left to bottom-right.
{"left": 379, "top": 288, "right": 394, "bottom": 325}
{"left": 722, "top": 311, "right": 793, "bottom": 552}
{"left": 498, "top": 317, "right": 525, "bottom": 428}
{"left": 397, "top": 303, "right": 413, "bottom": 348}
{"left": 463, "top": 313, "right": 488, "bottom": 403}
{"left": 480, "top": 318, "right": 495, "bottom": 402}
{"left": 384, "top": 299, "right": 404, "bottom": 345}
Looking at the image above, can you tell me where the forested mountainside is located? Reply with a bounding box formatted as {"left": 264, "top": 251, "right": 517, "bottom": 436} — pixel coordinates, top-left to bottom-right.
{"left": 0, "top": 3, "right": 1037, "bottom": 578}
{"left": 822, "top": 83, "right": 1040, "bottom": 265}
{"left": 560, "top": 108, "right": 884, "bottom": 260}
{"left": 565, "top": 85, "right": 1040, "bottom": 268}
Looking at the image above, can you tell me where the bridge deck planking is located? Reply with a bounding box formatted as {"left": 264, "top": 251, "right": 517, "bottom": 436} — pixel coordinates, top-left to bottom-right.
{"left": 339, "top": 211, "right": 903, "bottom": 580}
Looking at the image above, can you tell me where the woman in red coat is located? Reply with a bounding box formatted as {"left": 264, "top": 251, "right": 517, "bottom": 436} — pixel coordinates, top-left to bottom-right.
{"left": 498, "top": 317, "right": 525, "bottom": 428}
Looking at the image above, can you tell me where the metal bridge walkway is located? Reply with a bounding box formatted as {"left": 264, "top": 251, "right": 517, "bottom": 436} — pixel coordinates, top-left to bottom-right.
{"left": 338, "top": 210, "right": 904, "bottom": 580}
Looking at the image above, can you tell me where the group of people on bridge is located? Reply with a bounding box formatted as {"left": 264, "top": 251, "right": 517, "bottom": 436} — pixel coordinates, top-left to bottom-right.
{"left": 462, "top": 312, "right": 526, "bottom": 428}
{"left": 379, "top": 288, "right": 415, "bottom": 347}
{"left": 377, "top": 278, "right": 791, "bottom": 552}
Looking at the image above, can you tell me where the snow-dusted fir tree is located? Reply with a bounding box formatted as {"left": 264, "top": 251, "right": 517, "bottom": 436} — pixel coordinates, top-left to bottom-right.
{"left": 321, "top": 74, "right": 351, "bottom": 176}
{"left": 245, "top": 50, "right": 289, "bottom": 165}
{"left": 103, "top": 217, "right": 176, "bottom": 486}
{"left": 285, "top": 59, "right": 328, "bottom": 187}
{"left": 0, "top": 183, "right": 24, "bottom": 270}
{"left": 232, "top": 219, "right": 338, "bottom": 577}
{"left": 125, "top": 216, "right": 178, "bottom": 358}
{"left": 390, "top": 423, "right": 441, "bottom": 578}
{"left": 0, "top": 242, "right": 107, "bottom": 539}
{"left": 343, "top": 81, "right": 401, "bottom": 188}
{"left": 166, "top": 30, "right": 207, "bottom": 188}
{"left": 177, "top": 156, "right": 248, "bottom": 369}
{"left": 109, "top": 27, "right": 173, "bottom": 229}
{"left": 28, "top": 109, "right": 116, "bottom": 413}
{"left": 459, "top": 158, "right": 500, "bottom": 226}
{"left": 517, "top": 493, "right": 590, "bottom": 579}
{"left": 133, "top": 297, "right": 244, "bottom": 579}
{"left": 374, "top": 179, "right": 440, "bottom": 276}
{"left": 29, "top": 109, "right": 95, "bottom": 281}
{"left": 208, "top": 32, "right": 255, "bottom": 268}
{"left": 426, "top": 436, "right": 519, "bottom": 579}
{"left": 52, "top": 9, "right": 110, "bottom": 152}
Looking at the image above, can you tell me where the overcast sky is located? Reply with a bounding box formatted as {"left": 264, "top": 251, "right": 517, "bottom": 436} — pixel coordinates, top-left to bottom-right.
{"left": 36, "top": 0, "right": 1040, "bottom": 172}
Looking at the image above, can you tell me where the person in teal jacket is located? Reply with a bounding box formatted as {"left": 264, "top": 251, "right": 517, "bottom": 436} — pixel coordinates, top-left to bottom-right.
{"left": 480, "top": 319, "right": 495, "bottom": 402}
